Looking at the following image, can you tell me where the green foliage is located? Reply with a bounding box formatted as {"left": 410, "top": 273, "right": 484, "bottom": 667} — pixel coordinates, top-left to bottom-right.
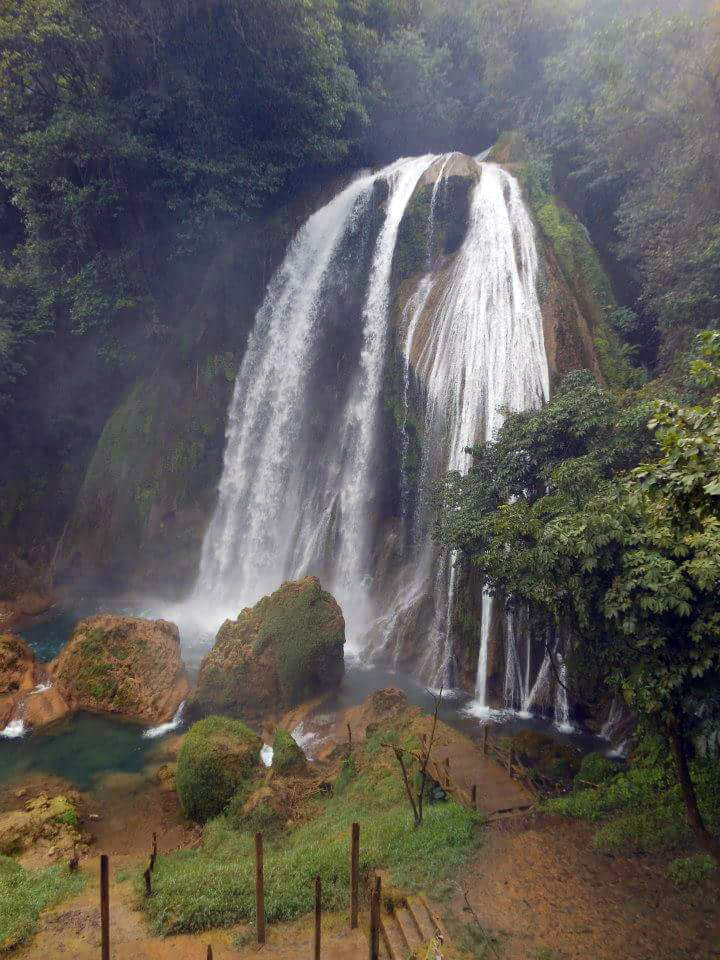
{"left": 175, "top": 716, "right": 261, "bottom": 823}
{"left": 574, "top": 752, "right": 617, "bottom": 789}
{"left": 334, "top": 754, "right": 358, "bottom": 794}
{"left": 667, "top": 854, "right": 716, "bottom": 888}
{"left": 144, "top": 722, "right": 482, "bottom": 935}
{"left": 0, "top": 857, "right": 85, "bottom": 953}
{"left": 254, "top": 579, "right": 345, "bottom": 703}
{"left": 271, "top": 730, "right": 305, "bottom": 774}
{"left": 545, "top": 739, "right": 720, "bottom": 855}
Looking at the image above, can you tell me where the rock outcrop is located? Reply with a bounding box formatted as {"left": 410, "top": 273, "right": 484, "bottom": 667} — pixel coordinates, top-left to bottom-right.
{"left": 191, "top": 577, "right": 345, "bottom": 719}
{"left": 50, "top": 615, "right": 189, "bottom": 725}
{"left": 0, "top": 795, "right": 85, "bottom": 860}
{"left": 0, "top": 633, "right": 35, "bottom": 728}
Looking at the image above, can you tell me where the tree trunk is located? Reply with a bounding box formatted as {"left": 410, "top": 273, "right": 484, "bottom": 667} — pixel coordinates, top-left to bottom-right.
{"left": 669, "top": 726, "right": 720, "bottom": 866}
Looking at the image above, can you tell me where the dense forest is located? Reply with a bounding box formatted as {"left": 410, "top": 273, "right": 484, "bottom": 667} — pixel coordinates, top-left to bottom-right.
{"left": 1, "top": 0, "right": 718, "bottom": 563}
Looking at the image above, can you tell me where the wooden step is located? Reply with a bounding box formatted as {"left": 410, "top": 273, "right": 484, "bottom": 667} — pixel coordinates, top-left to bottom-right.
{"left": 406, "top": 895, "right": 437, "bottom": 944}
{"left": 379, "top": 913, "right": 408, "bottom": 960}
{"left": 395, "top": 904, "right": 422, "bottom": 950}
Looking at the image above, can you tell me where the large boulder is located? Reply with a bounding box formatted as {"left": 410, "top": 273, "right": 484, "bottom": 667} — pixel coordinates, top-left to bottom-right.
{"left": 176, "top": 715, "right": 262, "bottom": 822}
{"left": 0, "top": 634, "right": 35, "bottom": 728}
{"left": 0, "top": 795, "right": 82, "bottom": 858}
{"left": 191, "top": 577, "right": 345, "bottom": 719}
{"left": 50, "top": 615, "right": 189, "bottom": 724}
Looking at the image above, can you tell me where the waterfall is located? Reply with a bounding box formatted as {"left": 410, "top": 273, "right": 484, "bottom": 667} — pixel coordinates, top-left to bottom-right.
{"left": 193, "top": 156, "right": 436, "bottom": 635}
{"left": 187, "top": 151, "right": 554, "bottom": 711}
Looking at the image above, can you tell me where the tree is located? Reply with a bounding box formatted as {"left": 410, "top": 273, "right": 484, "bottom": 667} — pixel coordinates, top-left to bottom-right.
{"left": 437, "top": 337, "right": 720, "bottom": 863}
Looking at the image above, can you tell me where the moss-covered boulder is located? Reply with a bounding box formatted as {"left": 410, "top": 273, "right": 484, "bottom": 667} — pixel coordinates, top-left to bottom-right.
{"left": 191, "top": 577, "right": 345, "bottom": 719}
{"left": 0, "top": 633, "right": 35, "bottom": 728}
{"left": 271, "top": 729, "right": 306, "bottom": 774}
{"left": 51, "top": 615, "right": 189, "bottom": 724}
{"left": 176, "top": 715, "right": 261, "bottom": 822}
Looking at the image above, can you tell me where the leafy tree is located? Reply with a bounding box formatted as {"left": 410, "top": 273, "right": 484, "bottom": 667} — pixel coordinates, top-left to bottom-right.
{"left": 437, "top": 336, "right": 720, "bottom": 862}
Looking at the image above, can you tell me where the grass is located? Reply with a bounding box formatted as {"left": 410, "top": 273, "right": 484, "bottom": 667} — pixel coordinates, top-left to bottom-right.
{"left": 0, "top": 857, "right": 86, "bottom": 952}
{"left": 543, "top": 738, "right": 720, "bottom": 862}
{"left": 143, "top": 723, "right": 484, "bottom": 935}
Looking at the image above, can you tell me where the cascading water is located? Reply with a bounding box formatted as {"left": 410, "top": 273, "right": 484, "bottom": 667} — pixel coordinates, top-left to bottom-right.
{"left": 187, "top": 151, "right": 562, "bottom": 721}
{"left": 192, "top": 156, "right": 436, "bottom": 637}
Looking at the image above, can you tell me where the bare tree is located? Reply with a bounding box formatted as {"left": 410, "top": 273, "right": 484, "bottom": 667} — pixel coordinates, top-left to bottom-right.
{"left": 387, "top": 686, "right": 443, "bottom": 827}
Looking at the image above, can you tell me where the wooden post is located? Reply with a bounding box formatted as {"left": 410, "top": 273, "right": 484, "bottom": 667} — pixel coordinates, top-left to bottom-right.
{"left": 144, "top": 863, "right": 152, "bottom": 897}
{"left": 207, "top": 947, "right": 213, "bottom": 960}
{"left": 507, "top": 743, "right": 513, "bottom": 777}
{"left": 471, "top": 784, "right": 477, "bottom": 809}
{"left": 444, "top": 756, "right": 451, "bottom": 788}
{"left": 255, "top": 832, "right": 265, "bottom": 945}
{"left": 350, "top": 822, "right": 360, "bottom": 929}
{"left": 369, "top": 875, "right": 381, "bottom": 960}
{"left": 152, "top": 832, "right": 158, "bottom": 860}
{"left": 314, "top": 876, "right": 321, "bottom": 960}
{"left": 482, "top": 727, "right": 488, "bottom": 755}
{"left": 100, "top": 854, "right": 110, "bottom": 960}
{"left": 347, "top": 722, "right": 352, "bottom": 755}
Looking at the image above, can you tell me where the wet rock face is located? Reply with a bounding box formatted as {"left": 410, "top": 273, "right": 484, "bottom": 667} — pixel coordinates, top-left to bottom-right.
{"left": 191, "top": 577, "right": 345, "bottom": 720}
{"left": 51, "top": 615, "right": 189, "bottom": 725}
{"left": 0, "top": 633, "right": 35, "bottom": 727}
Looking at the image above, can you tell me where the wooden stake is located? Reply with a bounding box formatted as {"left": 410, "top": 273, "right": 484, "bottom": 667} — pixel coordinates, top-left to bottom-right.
{"left": 350, "top": 822, "right": 360, "bottom": 929}
{"left": 444, "top": 756, "right": 451, "bottom": 788}
{"left": 482, "top": 727, "right": 488, "bottom": 755}
{"left": 100, "top": 854, "right": 110, "bottom": 960}
{"left": 255, "top": 832, "right": 265, "bottom": 945}
{"left": 369, "top": 875, "right": 381, "bottom": 960}
{"left": 152, "top": 832, "right": 158, "bottom": 860}
{"left": 207, "top": 947, "right": 213, "bottom": 960}
{"left": 144, "top": 864, "right": 152, "bottom": 897}
{"left": 314, "top": 876, "right": 321, "bottom": 960}
{"left": 471, "top": 784, "right": 477, "bottom": 808}
{"left": 347, "top": 722, "right": 352, "bottom": 754}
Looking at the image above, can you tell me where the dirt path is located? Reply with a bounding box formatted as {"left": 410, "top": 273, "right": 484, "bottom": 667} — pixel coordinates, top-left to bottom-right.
{"left": 449, "top": 814, "right": 720, "bottom": 960}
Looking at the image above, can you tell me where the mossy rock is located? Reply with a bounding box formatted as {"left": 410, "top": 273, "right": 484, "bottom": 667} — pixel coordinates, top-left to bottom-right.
{"left": 271, "top": 730, "right": 306, "bottom": 774}
{"left": 191, "top": 577, "right": 345, "bottom": 718}
{"left": 52, "top": 615, "right": 188, "bottom": 724}
{"left": 176, "top": 715, "right": 262, "bottom": 822}
{"left": 511, "top": 731, "right": 581, "bottom": 785}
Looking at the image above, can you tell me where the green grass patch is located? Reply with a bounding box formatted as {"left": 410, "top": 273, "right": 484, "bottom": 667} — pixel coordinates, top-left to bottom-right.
{"left": 543, "top": 738, "right": 720, "bottom": 856}
{"left": 0, "top": 857, "right": 86, "bottom": 952}
{"left": 667, "top": 854, "right": 716, "bottom": 888}
{"left": 143, "top": 724, "right": 483, "bottom": 935}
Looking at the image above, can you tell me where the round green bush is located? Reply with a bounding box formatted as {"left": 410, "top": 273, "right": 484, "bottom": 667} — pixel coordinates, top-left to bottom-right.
{"left": 271, "top": 729, "right": 305, "bottom": 774}
{"left": 574, "top": 751, "right": 617, "bottom": 789}
{"left": 176, "top": 715, "right": 261, "bottom": 822}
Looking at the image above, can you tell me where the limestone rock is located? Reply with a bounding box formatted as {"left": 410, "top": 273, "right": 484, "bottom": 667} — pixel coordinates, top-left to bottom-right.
{"left": 51, "top": 615, "right": 189, "bottom": 724}
{"left": 0, "top": 795, "right": 80, "bottom": 856}
{"left": 191, "top": 577, "right": 345, "bottom": 719}
{"left": 0, "top": 633, "right": 35, "bottom": 728}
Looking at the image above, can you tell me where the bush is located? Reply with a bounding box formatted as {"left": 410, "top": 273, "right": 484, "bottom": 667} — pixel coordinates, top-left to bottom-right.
{"left": 271, "top": 730, "right": 305, "bottom": 774}
{"left": 176, "top": 716, "right": 261, "bottom": 822}
{"left": 574, "top": 752, "right": 617, "bottom": 789}
{"left": 667, "top": 855, "right": 716, "bottom": 888}
{"left": 0, "top": 857, "right": 85, "bottom": 952}
{"left": 335, "top": 754, "right": 357, "bottom": 794}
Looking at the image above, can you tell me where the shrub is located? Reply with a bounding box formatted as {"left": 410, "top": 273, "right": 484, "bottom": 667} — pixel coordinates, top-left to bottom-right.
{"left": 176, "top": 716, "right": 261, "bottom": 822}
{"left": 667, "top": 855, "right": 716, "bottom": 888}
{"left": 335, "top": 754, "right": 357, "bottom": 794}
{"left": 271, "top": 730, "right": 305, "bottom": 774}
{"left": 574, "top": 752, "right": 617, "bottom": 789}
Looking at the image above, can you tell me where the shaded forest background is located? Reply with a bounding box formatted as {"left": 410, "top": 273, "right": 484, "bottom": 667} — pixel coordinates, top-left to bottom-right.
{"left": 0, "top": 0, "right": 718, "bottom": 572}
